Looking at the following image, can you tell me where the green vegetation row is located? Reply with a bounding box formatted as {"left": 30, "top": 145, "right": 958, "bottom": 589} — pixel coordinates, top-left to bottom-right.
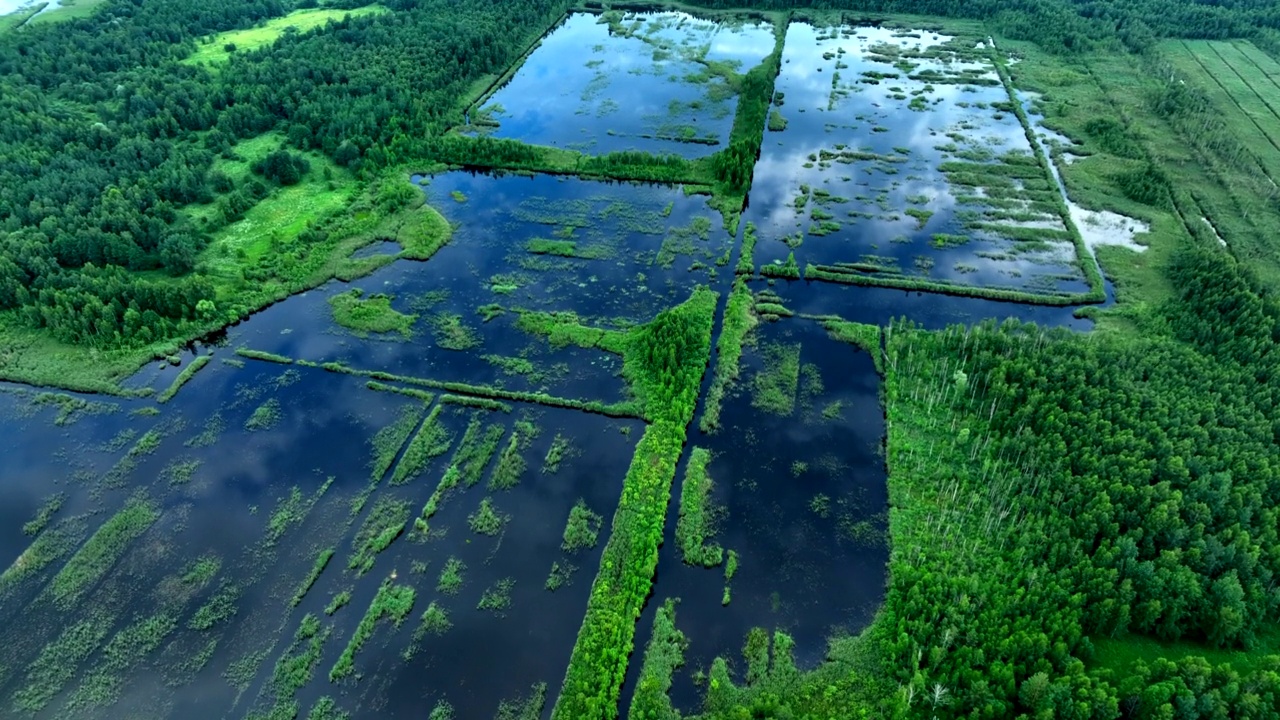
{"left": 49, "top": 494, "right": 159, "bottom": 608}
{"left": 329, "top": 579, "right": 415, "bottom": 682}
{"left": 804, "top": 264, "right": 1092, "bottom": 306}
{"left": 675, "top": 448, "right": 723, "bottom": 567}
{"left": 700, "top": 278, "right": 756, "bottom": 433}
{"left": 551, "top": 287, "right": 717, "bottom": 720}
{"left": 156, "top": 354, "right": 211, "bottom": 403}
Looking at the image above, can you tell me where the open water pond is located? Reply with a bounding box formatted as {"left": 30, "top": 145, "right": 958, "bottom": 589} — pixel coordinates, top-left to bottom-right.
{"left": 464, "top": 11, "right": 776, "bottom": 157}
{"left": 746, "top": 24, "right": 1089, "bottom": 298}
{"left": 623, "top": 316, "right": 888, "bottom": 714}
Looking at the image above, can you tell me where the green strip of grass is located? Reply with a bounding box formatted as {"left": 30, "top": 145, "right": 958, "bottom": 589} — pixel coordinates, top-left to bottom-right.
{"left": 49, "top": 495, "right": 159, "bottom": 608}
{"left": 157, "top": 355, "right": 212, "bottom": 403}
{"left": 551, "top": 287, "right": 717, "bottom": 720}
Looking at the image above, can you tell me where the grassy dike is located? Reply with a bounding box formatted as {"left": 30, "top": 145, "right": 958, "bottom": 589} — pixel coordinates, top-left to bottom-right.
{"left": 551, "top": 287, "right": 717, "bottom": 720}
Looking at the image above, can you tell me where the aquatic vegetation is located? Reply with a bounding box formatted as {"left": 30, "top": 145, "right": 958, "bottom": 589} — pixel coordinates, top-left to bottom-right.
{"left": 12, "top": 615, "right": 113, "bottom": 713}
{"left": 403, "top": 602, "right": 452, "bottom": 660}
{"left": 249, "top": 613, "right": 330, "bottom": 719}
{"left": 307, "top": 697, "right": 349, "bottom": 720}
{"left": 436, "top": 557, "right": 466, "bottom": 595}
{"left": 365, "top": 381, "right": 435, "bottom": 402}
{"left": 185, "top": 412, "right": 226, "bottom": 448}
{"left": 552, "top": 288, "right": 715, "bottom": 720}
{"left": 190, "top": 581, "right": 240, "bottom": 631}
{"left": 467, "top": 497, "right": 509, "bottom": 536}
{"left": 22, "top": 492, "right": 65, "bottom": 537}
{"left": 488, "top": 432, "right": 527, "bottom": 490}
{"left": 477, "top": 577, "right": 516, "bottom": 614}
{"left": 0, "top": 518, "right": 85, "bottom": 596}
{"left": 561, "top": 499, "right": 603, "bottom": 553}
{"left": 546, "top": 561, "right": 577, "bottom": 591}
{"left": 515, "top": 309, "right": 627, "bottom": 353}
{"left": 428, "top": 312, "right": 481, "bottom": 351}
{"left": 904, "top": 207, "right": 934, "bottom": 229}
{"left": 236, "top": 348, "right": 294, "bottom": 365}
{"left": 324, "top": 591, "right": 351, "bottom": 616}
{"left": 348, "top": 498, "right": 410, "bottom": 575}
{"left": 627, "top": 599, "right": 687, "bottom": 720}
{"left": 721, "top": 549, "right": 740, "bottom": 606}
{"left": 245, "top": 398, "right": 283, "bottom": 431}
{"left": 66, "top": 611, "right": 179, "bottom": 711}
{"left": 676, "top": 448, "right": 725, "bottom": 570}
{"left": 477, "top": 303, "right": 506, "bottom": 322}
{"left": 820, "top": 318, "right": 883, "bottom": 373}
{"left": 160, "top": 457, "right": 203, "bottom": 486}
{"left": 328, "top": 289, "right": 417, "bottom": 338}
{"left": 701, "top": 280, "right": 757, "bottom": 434}
{"left": 30, "top": 392, "right": 119, "bottom": 426}
{"left": 157, "top": 355, "right": 212, "bottom": 403}
{"left": 542, "top": 433, "right": 573, "bottom": 473}
{"left": 329, "top": 579, "right": 415, "bottom": 682}
{"left": 369, "top": 403, "right": 428, "bottom": 482}
{"left": 100, "top": 426, "right": 165, "bottom": 489}
{"left": 453, "top": 418, "right": 507, "bottom": 488}
{"left": 736, "top": 222, "right": 758, "bottom": 276}
{"left": 750, "top": 342, "right": 800, "bottom": 416}
{"left": 821, "top": 400, "right": 844, "bottom": 420}
{"left": 495, "top": 682, "right": 546, "bottom": 720}
{"left": 291, "top": 548, "right": 335, "bottom": 607}
{"left": 760, "top": 252, "right": 801, "bottom": 280}
{"left": 390, "top": 404, "right": 451, "bottom": 485}
{"left": 440, "top": 394, "right": 512, "bottom": 413}
{"left": 49, "top": 494, "right": 159, "bottom": 608}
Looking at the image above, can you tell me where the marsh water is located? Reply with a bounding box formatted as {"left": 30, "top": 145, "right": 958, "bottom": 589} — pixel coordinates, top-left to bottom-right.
{"left": 0, "top": 16, "right": 1135, "bottom": 720}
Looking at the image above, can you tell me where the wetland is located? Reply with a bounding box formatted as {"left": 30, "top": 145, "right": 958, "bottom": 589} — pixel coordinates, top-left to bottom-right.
{"left": 3, "top": 1, "right": 1273, "bottom": 718}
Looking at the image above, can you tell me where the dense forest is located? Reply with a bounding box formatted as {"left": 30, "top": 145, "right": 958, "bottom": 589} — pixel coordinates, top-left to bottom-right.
{"left": 0, "top": 0, "right": 566, "bottom": 354}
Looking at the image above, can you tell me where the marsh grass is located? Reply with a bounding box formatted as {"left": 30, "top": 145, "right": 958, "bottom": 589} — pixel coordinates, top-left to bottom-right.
{"left": 494, "top": 682, "right": 546, "bottom": 720}
{"left": 676, "top": 447, "right": 724, "bottom": 567}
{"left": 750, "top": 342, "right": 800, "bottom": 415}
{"left": 22, "top": 492, "right": 65, "bottom": 536}
{"left": 561, "top": 499, "right": 603, "bottom": 553}
{"left": 545, "top": 561, "right": 577, "bottom": 591}
{"left": 329, "top": 579, "right": 415, "bottom": 682}
{"left": 437, "top": 557, "right": 466, "bottom": 595}
{"left": 49, "top": 494, "right": 159, "bottom": 608}
{"left": 245, "top": 398, "right": 283, "bottom": 431}
{"left": 701, "top": 279, "right": 757, "bottom": 433}
{"left": 390, "top": 404, "right": 452, "bottom": 485}
{"left": 541, "top": 433, "right": 574, "bottom": 473}
{"left": 291, "top": 548, "right": 335, "bottom": 607}
{"left": 477, "top": 577, "right": 515, "bottom": 614}
{"left": 487, "top": 432, "right": 527, "bottom": 490}
{"left": 467, "top": 497, "right": 509, "bottom": 536}
{"left": 328, "top": 289, "right": 417, "bottom": 338}
{"left": 157, "top": 355, "right": 212, "bottom": 403}
{"left": 403, "top": 602, "right": 451, "bottom": 661}
{"left": 369, "top": 403, "right": 428, "bottom": 482}
{"left": 348, "top": 498, "right": 409, "bottom": 575}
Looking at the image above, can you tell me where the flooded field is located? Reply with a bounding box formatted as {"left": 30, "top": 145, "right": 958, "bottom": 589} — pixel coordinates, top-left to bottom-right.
{"left": 0, "top": 14, "right": 1143, "bottom": 720}
{"left": 464, "top": 11, "right": 776, "bottom": 157}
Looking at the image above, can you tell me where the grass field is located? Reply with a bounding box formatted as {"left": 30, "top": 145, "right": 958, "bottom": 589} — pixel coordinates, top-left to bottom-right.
{"left": 188, "top": 133, "right": 358, "bottom": 273}
{"left": 0, "top": 2, "right": 47, "bottom": 33}
{"left": 184, "top": 5, "right": 388, "bottom": 66}
{"left": 1091, "top": 623, "right": 1280, "bottom": 678}
{"left": 25, "top": 0, "right": 106, "bottom": 25}
{"left": 1160, "top": 39, "right": 1280, "bottom": 183}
